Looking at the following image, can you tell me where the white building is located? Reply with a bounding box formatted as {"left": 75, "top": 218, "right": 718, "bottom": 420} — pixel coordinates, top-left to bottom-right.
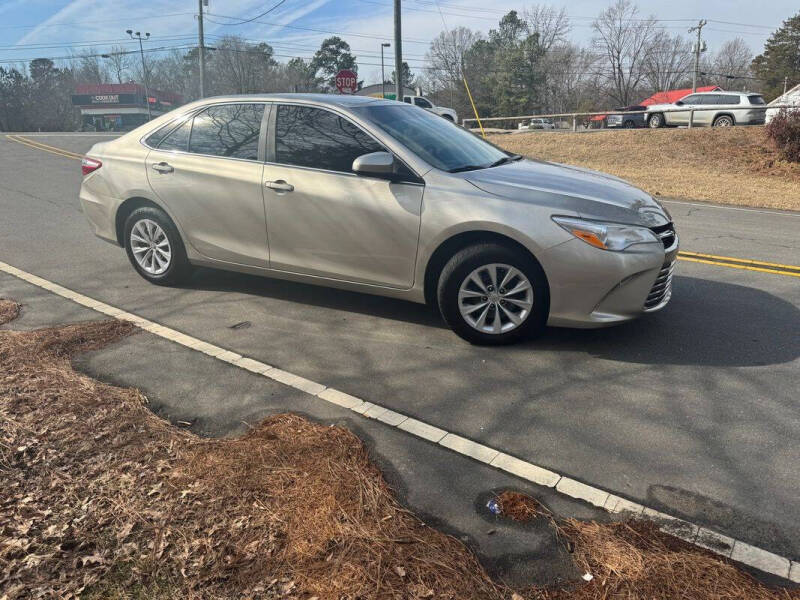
{"left": 766, "top": 84, "right": 800, "bottom": 124}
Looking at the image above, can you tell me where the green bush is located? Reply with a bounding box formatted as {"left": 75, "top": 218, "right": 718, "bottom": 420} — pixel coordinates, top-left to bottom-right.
{"left": 765, "top": 109, "right": 800, "bottom": 163}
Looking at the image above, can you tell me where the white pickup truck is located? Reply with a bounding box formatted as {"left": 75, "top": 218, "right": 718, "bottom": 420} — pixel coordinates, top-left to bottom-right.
{"left": 403, "top": 95, "right": 458, "bottom": 122}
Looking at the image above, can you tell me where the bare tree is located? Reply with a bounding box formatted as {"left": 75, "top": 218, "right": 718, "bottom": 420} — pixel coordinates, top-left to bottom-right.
{"left": 642, "top": 31, "right": 693, "bottom": 94}
{"left": 711, "top": 38, "right": 753, "bottom": 90}
{"left": 592, "top": 0, "right": 658, "bottom": 105}
{"left": 73, "top": 49, "right": 107, "bottom": 84}
{"left": 523, "top": 5, "right": 570, "bottom": 52}
{"left": 105, "top": 45, "right": 132, "bottom": 84}
{"left": 425, "top": 27, "right": 482, "bottom": 91}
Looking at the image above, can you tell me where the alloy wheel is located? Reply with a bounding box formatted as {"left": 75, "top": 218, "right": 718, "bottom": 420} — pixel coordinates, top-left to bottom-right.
{"left": 458, "top": 263, "right": 533, "bottom": 334}
{"left": 130, "top": 218, "right": 172, "bottom": 275}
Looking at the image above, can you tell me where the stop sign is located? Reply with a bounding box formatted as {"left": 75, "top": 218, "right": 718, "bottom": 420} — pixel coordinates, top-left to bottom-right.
{"left": 335, "top": 69, "right": 358, "bottom": 94}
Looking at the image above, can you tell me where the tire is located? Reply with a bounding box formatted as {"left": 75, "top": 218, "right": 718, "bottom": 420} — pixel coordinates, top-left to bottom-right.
{"left": 437, "top": 243, "right": 549, "bottom": 345}
{"left": 712, "top": 114, "right": 734, "bottom": 127}
{"left": 124, "top": 206, "right": 192, "bottom": 286}
{"left": 648, "top": 113, "right": 664, "bottom": 128}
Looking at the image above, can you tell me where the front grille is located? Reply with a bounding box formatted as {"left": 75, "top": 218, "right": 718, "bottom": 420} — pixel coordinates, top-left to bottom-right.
{"left": 644, "top": 261, "right": 674, "bottom": 310}
{"left": 651, "top": 223, "right": 676, "bottom": 249}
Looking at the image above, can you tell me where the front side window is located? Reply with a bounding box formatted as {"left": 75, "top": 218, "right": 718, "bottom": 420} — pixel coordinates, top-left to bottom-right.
{"left": 274, "top": 105, "right": 384, "bottom": 173}
{"left": 414, "top": 97, "right": 432, "bottom": 109}
{"left": 188, "top": 104, "right": 264, "bottom": 160}
{"left": 156, "top": 118, "right": 192, "bottom": 152}
{"left": 354, "top": 104, "right": 508, "bottom": 172}
{"left": 679, "top": 95, "right": 700, "bottom": 105}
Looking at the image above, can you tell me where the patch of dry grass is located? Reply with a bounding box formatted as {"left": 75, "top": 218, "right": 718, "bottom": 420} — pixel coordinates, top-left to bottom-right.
{"left": 489, "top": 128, "right": 800, "bottom": 211}
{"left": 1, "top": 298, "right": 797, "bottom": 599}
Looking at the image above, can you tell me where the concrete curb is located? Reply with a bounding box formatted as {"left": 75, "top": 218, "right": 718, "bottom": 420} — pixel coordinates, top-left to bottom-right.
{"left": 1, "top": 259, "right": 797, "bottom": 583}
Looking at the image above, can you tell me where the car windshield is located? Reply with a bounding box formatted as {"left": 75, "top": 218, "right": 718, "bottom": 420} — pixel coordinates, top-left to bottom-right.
{"left": 353, "top": 103, "right": 509, "bottom": 172}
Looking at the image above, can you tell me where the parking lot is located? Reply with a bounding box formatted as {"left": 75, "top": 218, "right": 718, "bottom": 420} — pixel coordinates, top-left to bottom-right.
{"left": 1, "top": 131, "right": 798, "bottom": 565}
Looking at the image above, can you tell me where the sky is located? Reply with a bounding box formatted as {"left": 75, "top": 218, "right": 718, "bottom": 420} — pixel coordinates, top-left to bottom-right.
{"left": 0, "top": 0, "right": 796, "bottom": 86}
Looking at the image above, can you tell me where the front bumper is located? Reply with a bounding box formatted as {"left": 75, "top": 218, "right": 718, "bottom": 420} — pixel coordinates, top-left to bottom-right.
{"left": 542, "top": 230, "right": 679, "bottom": 328}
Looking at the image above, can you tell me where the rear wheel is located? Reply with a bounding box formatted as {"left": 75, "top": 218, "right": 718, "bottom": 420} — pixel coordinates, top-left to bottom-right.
{"left": 713, "top": 114, "right": 734, "bottom": 127}
{"left": 124, "top": 206, "right": 192, "bottom": 286}
{"left": 648, "top": 113, "right": 664, "bottom": 128}
{"left": 437, "top": 244, "right": 549, "bottom": 345}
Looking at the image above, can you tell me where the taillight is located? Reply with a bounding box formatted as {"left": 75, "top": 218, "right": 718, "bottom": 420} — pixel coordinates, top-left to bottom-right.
{"left": 81, "top": 157, "right": 102, "bottom": 176}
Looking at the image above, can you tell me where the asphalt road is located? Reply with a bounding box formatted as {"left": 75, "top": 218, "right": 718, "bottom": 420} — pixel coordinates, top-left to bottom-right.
{"left": 1, "top": 133, "right": 798, "bottom": 561}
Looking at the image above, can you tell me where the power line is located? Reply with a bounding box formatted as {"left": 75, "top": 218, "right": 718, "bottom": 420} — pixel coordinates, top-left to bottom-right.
{"left": 210, "top": 1, "right": 289, "bottom": 25}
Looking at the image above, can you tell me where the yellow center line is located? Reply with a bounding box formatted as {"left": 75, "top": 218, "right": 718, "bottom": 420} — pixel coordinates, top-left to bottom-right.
{"left": 677, "top": 254, "right": 800, "bottom": 278}
{"left": 678, "top": 250, "right": 800, "bottom": 271}
{"left": 5, "top": 134, "right": 83, "bottom": 160}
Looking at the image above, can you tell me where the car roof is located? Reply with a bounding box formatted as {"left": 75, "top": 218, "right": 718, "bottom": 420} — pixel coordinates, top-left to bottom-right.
{"left": 193, "top": 93, "right": 391, "bottom": 107}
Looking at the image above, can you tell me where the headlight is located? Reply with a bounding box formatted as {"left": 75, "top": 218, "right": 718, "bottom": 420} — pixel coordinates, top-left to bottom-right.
{"left": 552, "top": 216, "right": 658, "bottom": 251}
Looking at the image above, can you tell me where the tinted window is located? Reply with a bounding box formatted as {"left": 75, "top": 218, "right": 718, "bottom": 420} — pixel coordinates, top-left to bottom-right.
{"left": 275, "top": 105, "right": 384, "bottom": 173}
{"left": 403, "top": 97, "right": 412, "bottom": 104}
{"left": 718, "top": 95, "right": 741, "bottom": 105}
{"left": 157, "top": 119, "right": 191, "bottom": 152}
{"left": 354, "top": 104, "right": 508, "bottom": 172}
{"left": 414, "top": 97, "right": 432, "bottom": 108}
{"left": 748, "top": 95, "right": 765, "bottom": 105}
{"left": 679, "top": 95, "right": 700, "bottom": 104}
{"left": 188, "top": 104, "right": 264, "bottom": 160}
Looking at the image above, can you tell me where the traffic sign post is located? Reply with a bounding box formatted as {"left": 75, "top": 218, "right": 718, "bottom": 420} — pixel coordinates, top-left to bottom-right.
{"left": 335, "top": 69, "right": 358, "bottom": 95}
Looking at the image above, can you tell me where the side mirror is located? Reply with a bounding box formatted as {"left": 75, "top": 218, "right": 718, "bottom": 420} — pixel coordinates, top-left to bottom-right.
{"left": 352, "top": 151, "right": 395, "bottom": 178}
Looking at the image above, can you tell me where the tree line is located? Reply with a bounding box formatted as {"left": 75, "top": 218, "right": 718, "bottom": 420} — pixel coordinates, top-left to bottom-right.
{"left": 1, "top": 1, "right": 798, "bottom": 131}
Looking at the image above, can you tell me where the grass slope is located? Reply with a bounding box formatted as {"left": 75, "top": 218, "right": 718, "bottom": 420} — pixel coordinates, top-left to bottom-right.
{"left": 489, "top": 128, "right": 800, "bottom": 211}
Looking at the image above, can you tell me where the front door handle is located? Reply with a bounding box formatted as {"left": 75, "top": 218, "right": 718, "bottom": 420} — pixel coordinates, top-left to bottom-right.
{"left": 264, "top": 180, "right": 294, "bottom": 192}
{"left": 151, "top": 162, "right": 174, "bottom": 174}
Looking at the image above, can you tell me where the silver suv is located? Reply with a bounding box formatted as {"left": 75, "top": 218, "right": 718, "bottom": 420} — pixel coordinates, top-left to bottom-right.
{"left": 646, "top": 91, "right": 767, "bottom": 128}
{"left": 80, "top": 94, "right": 677, "bottom": 345}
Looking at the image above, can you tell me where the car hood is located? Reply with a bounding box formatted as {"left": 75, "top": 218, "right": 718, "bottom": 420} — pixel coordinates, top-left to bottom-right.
{"left": 464, "top": 158, "right": 671, "bottom": 227}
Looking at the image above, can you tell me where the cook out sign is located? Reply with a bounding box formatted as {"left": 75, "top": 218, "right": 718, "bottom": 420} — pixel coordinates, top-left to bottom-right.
{"left": 335, "top": 69, "right": 358, "bottom": 94}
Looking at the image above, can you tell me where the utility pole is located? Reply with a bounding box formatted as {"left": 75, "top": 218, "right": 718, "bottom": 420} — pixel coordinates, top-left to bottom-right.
{"left": 380, "top": 43, "right": 390, "bottom": 99}
{"left": 394, "top": 0, "right": 402, "bottom": 102}
{"left": 127, "top": 30, "right": 152, "bottom": 121}
{"left": 689, "top": 19, "right": 707, "bottom": 93}
{"left": 784, "top": 76, "right": 789, "bottom": 96}
{"left": 198, "top": 0, "right": 207, "bottom": 98}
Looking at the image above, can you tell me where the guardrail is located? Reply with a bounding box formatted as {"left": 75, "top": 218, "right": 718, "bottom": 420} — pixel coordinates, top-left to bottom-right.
{"left": 462, "top": 104, "right": 795, "bottom": 131}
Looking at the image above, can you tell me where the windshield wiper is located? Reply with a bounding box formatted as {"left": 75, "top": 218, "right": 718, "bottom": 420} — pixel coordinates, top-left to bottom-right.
{"left": 448, "top": 164, "right": 486, "bottom": 173}
{"left": 488, "top": 154, "right": 523, "bottom": 168}
{"left": 449, "top": 154, "right": 522, "bottom": 173}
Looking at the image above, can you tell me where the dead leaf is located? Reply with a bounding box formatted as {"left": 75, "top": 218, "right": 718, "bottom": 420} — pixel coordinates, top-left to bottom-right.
{"left": 394, "top": 565, "right": 406, "bottom": 577}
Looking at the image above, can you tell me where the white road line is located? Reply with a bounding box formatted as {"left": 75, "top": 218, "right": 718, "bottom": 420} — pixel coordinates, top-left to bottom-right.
{"left": 0, "top": 259, "right": 796, "bottom": 582}
{"left": 661, "top": 198, "right": 800, "bottom": 217}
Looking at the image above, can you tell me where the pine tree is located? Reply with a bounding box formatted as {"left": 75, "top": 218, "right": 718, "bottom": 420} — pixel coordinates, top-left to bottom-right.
{"left": 752, "top": 11, "right": 800, "bottom": 100}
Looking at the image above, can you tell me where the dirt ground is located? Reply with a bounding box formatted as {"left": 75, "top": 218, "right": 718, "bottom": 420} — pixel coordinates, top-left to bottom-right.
{"left": 1, "top": 298, "right": 797, "bottom": 599}
{"left": 488, "top": 127, "right": 800, "bottom": 211}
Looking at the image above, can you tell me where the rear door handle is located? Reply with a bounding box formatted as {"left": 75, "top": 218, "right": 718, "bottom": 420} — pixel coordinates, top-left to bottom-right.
{"left": 264, "top": 180, "right": 294, "bottom": 192}
{"left": 151, "top": 162, "right": 174, "bottom": 174}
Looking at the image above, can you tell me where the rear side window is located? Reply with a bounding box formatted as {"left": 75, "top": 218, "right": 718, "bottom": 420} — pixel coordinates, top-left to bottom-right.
{"left": 188, "top": 104, "right": 264, "bottom": 160}
{"left": 414, "top": 97, "right": 432, "bottom": 108}
{"left": 718, "top": 95, "right": 741, "bottom": 105}
{"left": 156, "top": 119, "right": 192, "bottom": 152}
{"left": 274, "top": 105, "right": 384, "bottom": 173}
{"left": 748, "top": 95, "right": 766, "bottom": 105}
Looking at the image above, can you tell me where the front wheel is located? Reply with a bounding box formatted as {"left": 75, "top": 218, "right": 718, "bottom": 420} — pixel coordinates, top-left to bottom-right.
{"left": 124, "top": 206, "right": 192, "bottom": 286}
{"left": 437, "top": 244, "right": 549, "bottom": 345}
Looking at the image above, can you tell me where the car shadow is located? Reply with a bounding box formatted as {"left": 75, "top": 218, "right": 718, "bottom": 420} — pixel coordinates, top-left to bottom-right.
{"left": 181, "top": 269, "right": 799, "bottom": 368}
{"left": 527, "top": 275, "right": 800, "bottom": 367}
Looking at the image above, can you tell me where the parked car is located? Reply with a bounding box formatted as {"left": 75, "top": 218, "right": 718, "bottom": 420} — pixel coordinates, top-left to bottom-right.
{"left": 518, "top": 118, "right": 556, "bottom": 130}
{"left": 79, "top": 93, "right": 678, "bottom": 344}
{"left": 402, "top": 95, "right": 457, "bottom": 122}
{"left": 606, "top": 106, "right": 647, "bottom": 128}
{"left": 646, "top": 91, "right": 767, "bottom": 128}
